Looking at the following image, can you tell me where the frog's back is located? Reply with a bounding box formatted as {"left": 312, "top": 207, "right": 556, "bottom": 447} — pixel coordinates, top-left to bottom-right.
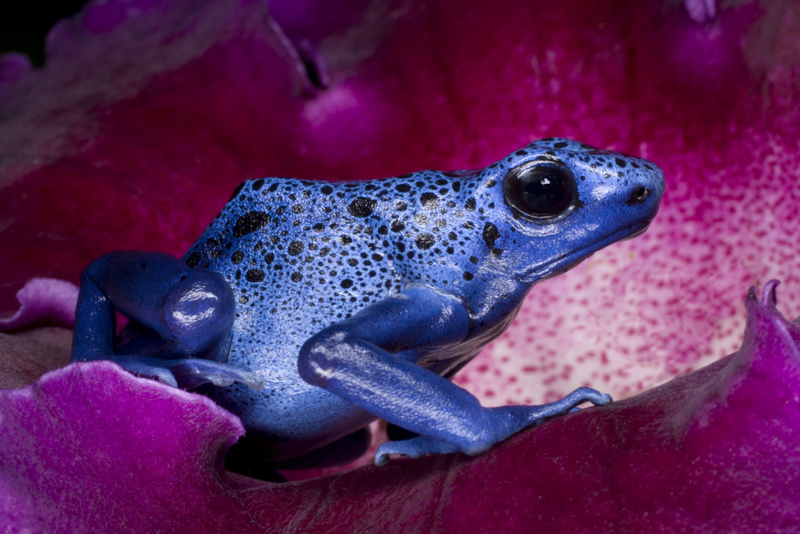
{"left": 185, "top": 172, "right": 501, "bottom": 354}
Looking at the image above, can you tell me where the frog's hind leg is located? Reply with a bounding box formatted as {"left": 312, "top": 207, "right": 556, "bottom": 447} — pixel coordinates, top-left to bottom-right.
{"left": 71, "top": 251, "right": 261, "bottom": 390}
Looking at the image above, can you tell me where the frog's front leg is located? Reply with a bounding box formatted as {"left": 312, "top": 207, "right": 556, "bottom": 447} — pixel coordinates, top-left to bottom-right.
{"left": 71, "top": 251, "right": 261, "bottom": 390}
{"left": 297, "top": 285, "right": 611, "bottom": 466}
{"left": 374, "top": 387, "right": 609, "bottom": 466}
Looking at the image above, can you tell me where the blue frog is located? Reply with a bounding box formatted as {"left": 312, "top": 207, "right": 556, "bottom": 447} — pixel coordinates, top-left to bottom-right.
{"left": 71, "top": 138, "right": 664, "bottom": 471}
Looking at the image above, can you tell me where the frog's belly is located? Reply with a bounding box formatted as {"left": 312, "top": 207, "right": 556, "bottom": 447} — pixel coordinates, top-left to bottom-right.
{"left": 209, "top": 334, "right": 374, "bottom": 460}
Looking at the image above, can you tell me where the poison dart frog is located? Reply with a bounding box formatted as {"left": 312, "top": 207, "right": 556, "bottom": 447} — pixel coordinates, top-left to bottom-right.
{"left": 71, "top": 137, "right": 664, "bottom": 470}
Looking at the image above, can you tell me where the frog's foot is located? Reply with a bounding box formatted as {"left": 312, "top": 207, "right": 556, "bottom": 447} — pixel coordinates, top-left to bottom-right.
{"left": 375, "top": 436, "right": 460, "bottom": 467}
{"left": 102, "top": 355, "right": 263, "bottom": 391}
{"left": 374, "top": 387, "right": 611, "bottom": 466}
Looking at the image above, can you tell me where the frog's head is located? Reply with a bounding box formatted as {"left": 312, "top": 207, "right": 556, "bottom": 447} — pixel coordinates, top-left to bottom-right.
{"left": 478, "top": 137, "right": 665, "bottom": 284}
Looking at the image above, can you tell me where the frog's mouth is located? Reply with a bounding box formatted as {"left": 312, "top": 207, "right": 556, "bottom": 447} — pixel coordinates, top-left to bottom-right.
{"left": 523, "top": 221, "right": 653, "bottom": 284}
{"left": 620, "top": 225, "right": 649, "bottom": 241}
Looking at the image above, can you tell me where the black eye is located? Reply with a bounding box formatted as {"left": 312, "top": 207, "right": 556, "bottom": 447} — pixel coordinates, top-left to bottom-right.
{"left": 503, "top": 161, "right": 576, "bottom": 221}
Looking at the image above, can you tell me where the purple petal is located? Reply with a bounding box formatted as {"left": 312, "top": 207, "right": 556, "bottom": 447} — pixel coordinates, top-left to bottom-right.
{"left": 2, "top": 0, "right": 799, "bottom": 407}
{"left": 1, "top": 0, "right": 800, "bottom": 527}
{"left": 239, "top": 282, "right": 800, "bottom": 530}
{"left": 0, "top": 278, "right": 78, "bottom": 332}
{"left": 0, "top": 361, "right": 264, "bottom": 532}
{"left": 0, "top": 279, "right": 78, "bottom": 388}
{"left": 3, "top": 283, "right": 800, "bottom": 530}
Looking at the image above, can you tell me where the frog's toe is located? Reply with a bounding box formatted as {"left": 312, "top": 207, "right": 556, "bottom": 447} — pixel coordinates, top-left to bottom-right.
{"left": 588, "top": 390, "right": 612, "bottom": 406}
{"left": 375, "top": 436, "right": 460, "bottom": 467}
{"left": 162, "top": 359, "right": 263, "bottom": 391}
{"left": 153, "top": 369, "right": 179, "bottom": 388}
{"left": 209, "top": 376, "right": 235, "bottom": 387}
{"left": 104, "top": 356, "right": 179, "bottom": 388}
{"left": 242, "top": 373, "right": 265, "bottom": 391}
{"left": 566, "top": 386, "right": 612, "bottom": 407}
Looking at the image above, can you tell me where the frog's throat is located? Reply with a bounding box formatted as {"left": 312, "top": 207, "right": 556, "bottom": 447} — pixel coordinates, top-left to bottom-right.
{"left": 520, "top": 221, "right": 652, "bottom": 285}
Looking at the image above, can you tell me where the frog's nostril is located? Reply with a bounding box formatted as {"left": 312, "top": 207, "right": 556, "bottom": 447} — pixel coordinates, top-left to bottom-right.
{"left": 626, "top": 185, "right": 649, "bottom": 206}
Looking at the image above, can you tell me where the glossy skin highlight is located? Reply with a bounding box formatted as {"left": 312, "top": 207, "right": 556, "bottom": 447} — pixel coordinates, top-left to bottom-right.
{"left": 71, "top": 138, "right": 664, "bottom": 468}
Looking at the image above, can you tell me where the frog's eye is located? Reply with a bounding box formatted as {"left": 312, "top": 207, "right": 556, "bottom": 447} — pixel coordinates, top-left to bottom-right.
{"left": 503, "top": 161, "right": 577, "bottom": 221}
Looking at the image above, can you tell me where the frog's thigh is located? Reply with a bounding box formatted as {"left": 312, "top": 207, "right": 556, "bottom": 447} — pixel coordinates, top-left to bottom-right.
{"left": 298, "top": 285, "right": 490, "bottom": 446}
{"left": 72, "top": 251, "right": 235, "bottom": 362}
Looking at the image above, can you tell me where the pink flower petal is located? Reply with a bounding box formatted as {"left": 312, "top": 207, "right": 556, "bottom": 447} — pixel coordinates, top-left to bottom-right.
{"left": 1, "top": 0, "right": 800, "bottom": 527}
{"left": 0, "top": 279, "right": 77, "bottom": 389}
{"left": 0, "top": 278, "right": 78, "bottom": 331}
{"left": 2, "top": 283, "right": 799, "bottom": 531}
{"left": 2, "top": 1, "right": 799, "bottom": 407}
{"left": 0, "top": 360, "right": 264, "bottom": 532}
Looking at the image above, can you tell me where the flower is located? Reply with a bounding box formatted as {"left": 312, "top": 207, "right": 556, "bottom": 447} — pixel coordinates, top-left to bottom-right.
{"left": 3, "top": 280, "right": 799, "bottom": 531}
{"left": 1, "top": 0, "right": 800, "bottom": 530}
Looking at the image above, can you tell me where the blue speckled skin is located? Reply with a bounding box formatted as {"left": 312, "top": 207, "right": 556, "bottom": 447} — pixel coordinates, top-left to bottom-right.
{"left": 71, "top": 138, "right": 664, "bottom": 468}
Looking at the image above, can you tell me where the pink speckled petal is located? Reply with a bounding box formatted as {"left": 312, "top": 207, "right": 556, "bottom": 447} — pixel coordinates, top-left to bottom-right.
{"left": 0, "top": 278, "right": 78, "bottom": 331}
{"left": 0, "top": 0, "right": 800, "bottom": 532}
{"left": 2, "top": 0, "right": 799, "bottom": 411}
{"left": 3, "top": 284, "right": 799, "bottom": 531}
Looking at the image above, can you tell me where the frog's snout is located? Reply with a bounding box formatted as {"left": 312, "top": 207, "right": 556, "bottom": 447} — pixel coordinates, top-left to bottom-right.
{"left": 625, "top": 167, "right": 665, "bottom": 208}
{"left": 622, "top": 163, "right": 666, "bottom": 234}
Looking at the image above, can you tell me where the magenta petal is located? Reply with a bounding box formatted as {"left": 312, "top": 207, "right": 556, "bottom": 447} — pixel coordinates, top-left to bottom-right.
{"left": 0, "top": 278, "right": 78, "bottom": 389}
{"left": 241, "top": 283, "right": 800, "bottom": 531}
{"left": 0, "top": 361, "right": 265, "bottom": 532}
{"left": 2, "top": 0, "right": 800, "bottom": 405}
{"left": 2, "top": 0, "right": 800, "bottom": 527}
{"left": 0, "top": 278, "right": 78, "bottom": 331}
{"left": 3, "top": 286, "right": 800, "bottom": 531}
